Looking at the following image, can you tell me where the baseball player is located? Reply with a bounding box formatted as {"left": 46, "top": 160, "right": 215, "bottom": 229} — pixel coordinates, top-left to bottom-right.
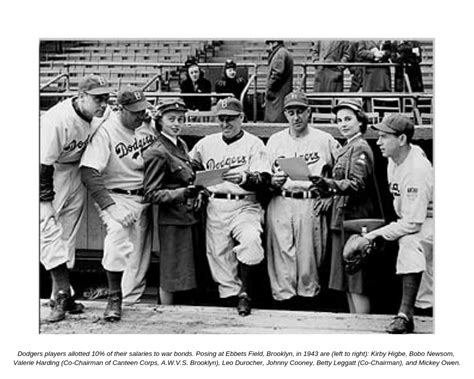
{"left": 266, "top": 91, "right": 340, "bottom": 306}
{"left": 346, "top": 114, "right": 433, "bottom": 333}
{"left": 80, "top": 86, "right": 156, "bottom": 321}
{"left": 189, "top": 97, "right": 271, "bottom": 316}
{"left": 40, "top": 74, "right": 112, "bottom": 322}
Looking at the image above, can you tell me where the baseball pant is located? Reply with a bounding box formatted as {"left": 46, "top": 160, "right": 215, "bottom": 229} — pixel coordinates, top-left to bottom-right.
{"left": 396, "top": 217, "right": 433, "bottom": 309}
{"left": 98, "top": 193, "right": 152, "bottom": 304}
{"left": 206, "top": 199, "right": 264, "bottom": 298}
{"left": 266, "top": 196, "right": 325, "bottom": 301}
{"left": 40, "top": 163, "right": 85, "bottom": 271}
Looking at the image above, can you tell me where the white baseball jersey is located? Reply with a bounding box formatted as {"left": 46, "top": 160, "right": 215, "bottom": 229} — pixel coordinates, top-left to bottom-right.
{"left": 190, "top": 131, "right": 271, "bottom": 194}
{"left": 266, "top": 127, "right": 341, "bottom": 191}
{"left": 389, "top": 144, "right": 433, "bottom": 223}
{"left": 40, "top": 98, "right": 108, "bottom": 165}
{"left": 80, "top": 112, "right": 156, "bottom": 190}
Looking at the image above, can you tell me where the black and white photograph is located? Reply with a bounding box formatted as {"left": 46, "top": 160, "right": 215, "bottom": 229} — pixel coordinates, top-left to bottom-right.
{"left": 2, "top": 0, "right": 474, "bottom": 377}
{"left": 38, "top": 38, "right": 434, "bottom": 335}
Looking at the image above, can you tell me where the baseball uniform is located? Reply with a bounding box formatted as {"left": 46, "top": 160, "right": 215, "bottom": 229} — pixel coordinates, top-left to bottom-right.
{"left": 40, "top": 98, "right": 110, "bottom": 271}
{"left": 80, "top": 111, "right": 156, "bottom": 304}
{"left": 190, "top": 131, "right": 271, "bottom": 298}
{"left": 266, "top": 127, "right": 340, "bottom": 301}
{"left": 366, "top": 144, "right": 433, "bottom": 308}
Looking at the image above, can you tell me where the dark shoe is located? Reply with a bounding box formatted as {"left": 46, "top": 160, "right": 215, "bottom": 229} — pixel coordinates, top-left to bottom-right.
{"left": 386, "top": 313, "right": 415, "bottom": 334}
{"left": 49, "top": 297, "right": 85, "bottom": 314}
{"left": 104, "top": 291, "right": 122, "bottom": 322}
{"left": 47, "top": 290, "right": 69, "bottom": 323}
{"left": 237, "top": 294, "right": 251, "bottom": 317}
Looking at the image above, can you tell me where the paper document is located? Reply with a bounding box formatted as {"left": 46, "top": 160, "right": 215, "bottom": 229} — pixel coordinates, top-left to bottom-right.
{"left": 194, "top": 168, "right": 230, "bottom": 187}
{"left": 277, "top": 157, "right": 311, "bottom": 181}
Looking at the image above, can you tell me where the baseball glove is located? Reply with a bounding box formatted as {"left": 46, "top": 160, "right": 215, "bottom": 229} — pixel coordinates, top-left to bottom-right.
{"left": 343, "top": 234, "right": 373, "bottom": 275}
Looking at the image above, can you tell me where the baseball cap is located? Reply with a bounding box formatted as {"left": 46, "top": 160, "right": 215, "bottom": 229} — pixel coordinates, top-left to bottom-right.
{"left": 224, "top": 59, "right": 237, "bottom": 69}
{"left": 215, "top": 97, "right": 243, "bottom": 116}
{"left": 78, "top": 74, "right": 112, "bottom": 95}
{"left": 372, "top": 113, "right": 414, "bottom": 135}
{"left": 332, "top": 98, "right": 363, "bottom": 114}
{"left": 284, "top": 91, "right": 309, "bottom": 109}
{"left": 156, "top": 99, "right": 188, "bottom": 117}
{"left": 117, "top": 86, "right": 152, "bottom": 112}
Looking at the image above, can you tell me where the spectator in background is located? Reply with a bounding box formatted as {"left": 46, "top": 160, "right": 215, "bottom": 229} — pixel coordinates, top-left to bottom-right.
{"left": 346, "top": 41, "right": 363, "bottom": 92}
{"left": 215, "top": 59, "right": 247, "bottom": 101}
{"left": 312, "top": 40, "right": 350, "bottom": 92}
{"left": 391, "top": 40, "right": 424, "bottom": 92}
{"left": 264, "top": 40, "right": 294, "bottom": 123}
{"left": 357, "top": 40, "right": 393, "bottom": 92}
{"left": 180, "top": 58, "right": 212, "bottom": 111}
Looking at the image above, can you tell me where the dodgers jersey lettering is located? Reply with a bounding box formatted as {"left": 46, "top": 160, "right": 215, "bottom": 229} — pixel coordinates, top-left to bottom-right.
{"left": 190, "top": 131, "right": 270, "bottom": 194}
{"left": 40, "top": 98, "right": 108, "bottom": 165}
{"left": 80, "top": 112, "right": 156, "bottom": 190}
{"left": 388, "top": 144, "right": 433, "bottom": 223}
{"left": 266, "top": 127, "right": 340, "bottom": 191}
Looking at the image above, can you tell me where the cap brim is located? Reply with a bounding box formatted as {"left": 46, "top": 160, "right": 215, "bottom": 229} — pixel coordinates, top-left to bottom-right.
{"left": 123, "top": 100, "right": 152, "bottom": 112}
{"left": 85, "top": 87, "right": 113, "bottom": 95}
{"left": 284, "top": 101, "right": 308, "bottom": 109}
{"left": 216, "top": 110, "right": 241, "bottom": 116}
{"left": 332, "top": 103, "right": 361, "bottom": 114}
{"left": 371, "top": 122, "right": 398, "bottom": 134}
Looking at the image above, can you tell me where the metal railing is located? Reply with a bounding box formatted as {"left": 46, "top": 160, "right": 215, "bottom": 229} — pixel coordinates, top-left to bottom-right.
{"left": 40, "top": 60, "right": 433, "bottom": 121}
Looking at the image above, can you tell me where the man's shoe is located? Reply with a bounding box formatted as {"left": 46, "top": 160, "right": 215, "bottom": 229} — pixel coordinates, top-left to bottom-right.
{"left": 47, "top": 290, "right": 69, "bottom": 323}
{"left": 49, "top": 298, "right": 85, "bottom": 314}
{"left": 104, "top": 291, "right": 122, "bottom": 322}
{"left": 386, "top": 313, "right": 415, "bottom": 334}
{"left": 237, "top": 294, "right": 251, "bottom": 317}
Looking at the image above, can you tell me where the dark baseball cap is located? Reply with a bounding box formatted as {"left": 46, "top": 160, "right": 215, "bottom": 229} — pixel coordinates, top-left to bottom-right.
{"left": 216, "top": 97, "right": 243, "bottom": 116}
{"left": 332, "top": 98, "right": 363, "bottom": 114}
{"left": 372, "top": 113, "right": 414, "bottom": 135}
{"left": 78, "top": 74, "right": 112, "bottom": 95}
{"left": 156, "top": 99, "right": 188, "bottom": 117}
{"left": 117, "top": 86, "right": 152, "bottom": 112}
{"left": 284, "top": 91, "right": 309, "bottom": 109}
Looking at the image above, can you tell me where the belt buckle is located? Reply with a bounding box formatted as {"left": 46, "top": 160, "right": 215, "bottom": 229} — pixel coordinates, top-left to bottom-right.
{"left": 227, "top": 193, "right": 232, "bottom": 200}
{"left": 303, "top": 191, "right": 309, "bottom": 199}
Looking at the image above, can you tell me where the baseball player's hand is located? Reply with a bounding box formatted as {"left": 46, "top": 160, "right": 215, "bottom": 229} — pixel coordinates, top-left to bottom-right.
{"left": 106, "top": 204, "right": 137, "bottom": 227}
{"left": 271, "top": 172, "right": 288, "bottom": 188}
{"left": 40, "top": 201, "right": 57, "bottom": 231}
{"left": 313, "top": 197, "right": 333, "bottom": 215}
{"left": 343, "top": 234, "right": 373, "bottom": 275}
{"left": 222, "top": 171, "right": 245, "bottom": 185}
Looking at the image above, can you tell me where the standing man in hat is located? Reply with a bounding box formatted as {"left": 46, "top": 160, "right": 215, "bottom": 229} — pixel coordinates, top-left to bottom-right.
{"left": 266, "top": 91, "right": 340, "bottom": 307}
{"left": 40, "top": 74, "right": 112, "bottom": 322}
{"left": 190, "top": 97, "right": 271, "bottom": 316}
{"left": 349, "top": 114, "right": 433, "bottom": 333}
{"left": 312, "top": 40, "right": 350, "bottom": 92}
{"left": 264, "top": 40, "right": 294, "bottom": 123}
{"left": 80, "top": 86, "right": 156, "bottom": 321}
{"left": 215, "top": 59, "right": 247, "bottom": 101}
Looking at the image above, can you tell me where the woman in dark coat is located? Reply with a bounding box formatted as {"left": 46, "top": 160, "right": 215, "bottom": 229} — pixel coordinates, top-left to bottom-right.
{"left": 215, "top": 59, "right": 247, "bottom": 100}
{"left": 310, "top": 98, "right": 382, "bottom": 314}
{"left": 143, "top": 99, "right": 207, "bottom": 305}
{"left": 179, "top": 59, "right": 212, "bottom": 111}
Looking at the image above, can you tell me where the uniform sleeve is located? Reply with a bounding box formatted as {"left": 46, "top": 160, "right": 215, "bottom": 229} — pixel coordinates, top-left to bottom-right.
{"left": 240, "top": 139, "right": 272, "bottom": 192}
{"left": 143, "top": 148, "right": 186, "bottom": 204}
{"left": 80, "top": 166, "right": 115, "bottom": 210}
{"left": 40, "top": 114, "right": 64, "bottom": 165}
{"left": 79, "top": 128, "right": 111, "bottom": 173}
{"left": 398, "top": 169, "right": 432, "bottom": 223}
{"left": 329, "top": 143, "right": 373, "bottom": 196}
{"left": 40, "top": 164, "right": 55, "bottom": 201}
